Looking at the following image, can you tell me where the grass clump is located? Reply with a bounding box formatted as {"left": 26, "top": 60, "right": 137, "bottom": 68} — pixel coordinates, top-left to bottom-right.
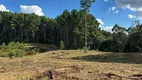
{"left": 0, "top": 42, "right": 39, "bottom": 57}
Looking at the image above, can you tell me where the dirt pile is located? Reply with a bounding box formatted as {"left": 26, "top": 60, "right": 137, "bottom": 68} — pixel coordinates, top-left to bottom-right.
{"left": 34, "top": 67, "right": 142, "bottom": 80}
{"left": 34, "top": 65, "right": 83, "bottom": 80}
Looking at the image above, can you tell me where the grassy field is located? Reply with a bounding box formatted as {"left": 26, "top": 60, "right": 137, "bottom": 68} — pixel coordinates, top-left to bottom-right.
{"left": 0, "top": 50, "right": 142, "bottom": 80}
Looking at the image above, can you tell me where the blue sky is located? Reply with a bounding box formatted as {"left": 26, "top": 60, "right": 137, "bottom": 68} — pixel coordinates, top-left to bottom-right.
{"left": 0, "top": 0, "right": 141, "bottom": 31}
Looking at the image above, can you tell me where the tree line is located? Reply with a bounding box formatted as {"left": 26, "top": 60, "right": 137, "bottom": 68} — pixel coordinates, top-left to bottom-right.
{"left": 100, "top": 22, "right": 142, "bottom": 52}
{"left": 0, "top": 10, "right": 142, "bottom": 52}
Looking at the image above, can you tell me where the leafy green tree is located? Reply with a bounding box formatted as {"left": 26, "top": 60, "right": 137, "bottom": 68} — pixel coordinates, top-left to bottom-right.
{"left": 124, "top": 21, "right": 142, "bottom": 52}
{"left": 1, "top": 10, "right": 142, "bottom": 53}
{"left": 112, "top": 24, "right": 126, "bottom": 33}
{"left": 112, "top": 24, "right": 128, "bottom": 52}
{"left": 80, "top": 0, "right": 95, "bottom": 53}
{"left": 124, "top": 31, "right": 142, "bottom": 52}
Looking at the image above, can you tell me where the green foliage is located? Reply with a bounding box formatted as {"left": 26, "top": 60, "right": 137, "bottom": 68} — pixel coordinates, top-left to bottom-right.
{"left": 0, "top": 11, "right": 142, "bottom": 53}
{"left": 80, "top": 0, "right": 95, "bottom": 52}
{"left": 112, "top": 24, "right": 126, "bottom": 33}
{"left": 8, "top": 50, "right": 16, "bottom": 57}
{"left": 26, "top": 49, "right": 37, "bottom": 56}
{"left": 0, "top": 43, "right": 6, "bottom": 49}
{"left": 0, "top": 10, "right": 101, "bottom": 50}
{"left": 59, "top": 41, "right": 65, "bottom": 49}
{"left": 99, "top": 23, "right": 142, "bottom": 53}
{"left": 0, "top": 42, "right": 38, "bottom": 57}
{"left": 80, "top": 0, "right": 95, "bottom": 12}
{"left": 124, "top": 31, "right": 142, "bottom": 52}
{"left": 99, "top": 24, "right": 128, "bottom": 52}
{"left": 7, "top": 42, "right": 28, "bottom": 51}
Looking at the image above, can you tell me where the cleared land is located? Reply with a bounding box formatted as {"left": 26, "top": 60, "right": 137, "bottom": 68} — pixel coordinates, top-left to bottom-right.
{"left": 0, "top": 50, "right": 142, "bottom": 80}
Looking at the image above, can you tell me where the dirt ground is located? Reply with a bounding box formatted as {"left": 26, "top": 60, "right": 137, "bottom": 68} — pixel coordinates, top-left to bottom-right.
{"left": 0, "top": 50, "right": 142, "bottom": 80}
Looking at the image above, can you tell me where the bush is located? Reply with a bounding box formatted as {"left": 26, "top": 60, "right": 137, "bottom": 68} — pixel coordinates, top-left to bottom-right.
{"left": 26, "top": 50, "right": 37, "bottom": 56}
{"left": 0, "top": 43, "right": 6, "bottom": 49}
{"left": 0, "top": 42, "right": 39, "bottom": 57}
{"left": 59, "top": 41, "right": 65, "bottom": 49}
{"left": 14, "top": 49, "right": 25, "bottom": 57}
{"left": 7, "top": 42, "right": 28, "bottom": 51}
{"left": 8, "top": 50, "right": 16, "bottom": 57}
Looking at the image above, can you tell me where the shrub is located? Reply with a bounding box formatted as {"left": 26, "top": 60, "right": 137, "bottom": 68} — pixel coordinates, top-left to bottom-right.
{"left": 7, "top": 42, "right": 28, "bottom": 51}
{"left": 8, "top": 50, "right": 16, "bottom": 57}
{"left": 14, "top": 49, "right": 25, "bottom": 57}
{"left": 0, "top": 42, "right": 39, "bottom": 57}
{"left": 26, "top": 50, "right": 37, "bottom": 56}
{"left": 1, "top": 43, "right": 6, "bottom": 49}
{"left": 59, "top": 41, "right": 65, "bottom": 49}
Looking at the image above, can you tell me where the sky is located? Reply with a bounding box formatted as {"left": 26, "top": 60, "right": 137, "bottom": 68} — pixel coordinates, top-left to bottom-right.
{"left": 0, "top": 0, "right": 142, "bottom": 32}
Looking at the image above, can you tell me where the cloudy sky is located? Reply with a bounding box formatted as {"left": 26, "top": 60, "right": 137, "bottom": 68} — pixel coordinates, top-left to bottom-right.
{"left": 0, "top": 0, "right": 142, "bottom": 31}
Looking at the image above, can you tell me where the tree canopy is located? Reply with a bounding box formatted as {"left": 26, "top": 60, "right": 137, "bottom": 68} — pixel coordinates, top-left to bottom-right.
{"left": 0, "top": 10, "right": 142, "bottom": 52}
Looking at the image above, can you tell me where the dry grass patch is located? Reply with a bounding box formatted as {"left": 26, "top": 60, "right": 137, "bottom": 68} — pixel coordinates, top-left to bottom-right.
{"left": 0, "top": 50, "right": 142, "bottom": 80}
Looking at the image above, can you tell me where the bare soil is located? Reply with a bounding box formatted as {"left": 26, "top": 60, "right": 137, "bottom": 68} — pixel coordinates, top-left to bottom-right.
{"left": 0, "top": 50, "right": 142, "bottom": 80}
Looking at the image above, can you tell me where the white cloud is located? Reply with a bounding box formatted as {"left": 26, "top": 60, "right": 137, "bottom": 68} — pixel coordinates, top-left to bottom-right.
{"left": 109, "top": 7, "right": 116, "bottom": 11}
{"left": 128, "top": 14, "right": 136, "bottom": 19}
{"left": 108, "top": 6, "right": 119, "bottom": 14}
{"left": 112, "top": 7, "right": 116, "bottom": 11}
{"left": 114, "top": 10, "right": 119, "bottom": 14}
{"left": 121, "top": 4, "right": 142, "bottom": 13}
{"left": 116, "top": 0, "right": 142, "bottom": 20}
{"left": 96, "top": 18, "right": 112, "bottom": 32}
{"left": 20, "top": 5, "right": 44, "bottom": 16}
{"left": 128, "top": 14, "right": 142, "bottom": 20}
{"left": 103, "top": 26, "right": 113, "bottom": 32}
{"left": 96, "top": 18, "right": 104, "bottom": 27}
{"left": 0, "top": 4, "right": 10, "bottom": 12}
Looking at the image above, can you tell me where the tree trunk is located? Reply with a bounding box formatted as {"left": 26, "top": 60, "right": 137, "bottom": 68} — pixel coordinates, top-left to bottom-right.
{"left": 84, "top": 15, "right": 87, "bottom": 53}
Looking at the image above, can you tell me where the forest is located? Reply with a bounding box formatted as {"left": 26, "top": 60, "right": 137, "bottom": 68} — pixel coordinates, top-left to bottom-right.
{"left": 0, "top": 10, "right": 142, "bottom": 52}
